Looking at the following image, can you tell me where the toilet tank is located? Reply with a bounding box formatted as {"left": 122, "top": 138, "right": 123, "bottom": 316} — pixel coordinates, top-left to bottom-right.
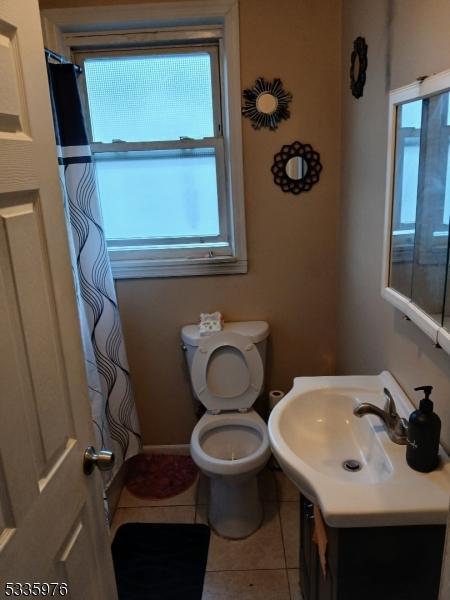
{"left": 181, "top": 321, "right": 270, "bottom": 388}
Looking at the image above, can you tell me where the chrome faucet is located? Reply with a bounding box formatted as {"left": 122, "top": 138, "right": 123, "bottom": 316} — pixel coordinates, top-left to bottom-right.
{"left": 353, "top": 387, "right": 408, "bottom": 445}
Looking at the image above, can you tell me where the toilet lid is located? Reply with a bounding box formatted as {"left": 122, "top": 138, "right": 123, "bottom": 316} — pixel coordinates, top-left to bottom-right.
{"left": 191, "top": 331, "right": 264, "bottom": 412}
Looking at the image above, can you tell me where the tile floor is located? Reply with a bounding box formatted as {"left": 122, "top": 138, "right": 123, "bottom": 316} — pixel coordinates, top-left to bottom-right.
{"left": 112, "top": 466, "right": 303, "bottom": 600}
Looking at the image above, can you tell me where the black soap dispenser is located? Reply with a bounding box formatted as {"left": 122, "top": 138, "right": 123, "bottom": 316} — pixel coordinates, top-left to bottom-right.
{"left": 406, "top": 386, "right": 441, "bottom": 473}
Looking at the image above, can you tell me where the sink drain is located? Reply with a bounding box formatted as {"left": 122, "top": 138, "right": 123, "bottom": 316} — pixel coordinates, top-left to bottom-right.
{"left": 342, "top": 459, "right": 362, "bottom": 472}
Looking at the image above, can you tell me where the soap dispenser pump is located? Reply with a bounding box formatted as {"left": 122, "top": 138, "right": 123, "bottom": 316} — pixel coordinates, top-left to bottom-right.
{"left": 406, "top": 386, "right": 441, "bottom": 473}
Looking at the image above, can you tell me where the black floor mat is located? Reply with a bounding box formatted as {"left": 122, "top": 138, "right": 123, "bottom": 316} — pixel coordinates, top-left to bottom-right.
{"left": 112, "top": 523, "right": 210, "bottom": 600}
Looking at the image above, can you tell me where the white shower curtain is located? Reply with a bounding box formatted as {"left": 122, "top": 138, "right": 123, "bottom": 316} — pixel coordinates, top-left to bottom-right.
{"left": 47, "top": 62, "right": 142, "bottom": 488}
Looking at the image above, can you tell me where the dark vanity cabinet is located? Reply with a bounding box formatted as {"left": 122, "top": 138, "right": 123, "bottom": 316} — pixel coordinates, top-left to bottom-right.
{"left": 299, "top": 494, "right": 446, "bottom": 600}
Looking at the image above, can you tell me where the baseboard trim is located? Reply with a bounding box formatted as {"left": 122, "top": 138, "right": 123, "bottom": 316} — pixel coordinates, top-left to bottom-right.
{"left": 142, "top": 444, "right": 190, "bottom": 456}
{"left": 106, "top": 460, "right": 129, "bottom": 521}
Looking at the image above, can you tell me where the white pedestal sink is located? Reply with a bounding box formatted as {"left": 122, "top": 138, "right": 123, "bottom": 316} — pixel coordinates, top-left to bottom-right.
{"left": 268, "top": 371, "right": 450, "bottom": 527}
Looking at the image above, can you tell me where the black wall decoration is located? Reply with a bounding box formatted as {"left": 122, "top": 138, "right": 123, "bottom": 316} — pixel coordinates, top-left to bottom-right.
{"left": 242, "top": 77, "right": 292, "bottom": 130}
{"left": 350, "top": 36, "right": 368, "bottom": 99}
{"left": 271, "top": 141, "right": 322, "bottom": 195}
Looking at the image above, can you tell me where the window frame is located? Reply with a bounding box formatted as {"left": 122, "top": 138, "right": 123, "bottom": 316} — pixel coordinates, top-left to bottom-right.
{"left": 41, "top": 1, "right": 247, "bottom": 278}
{"left": 77, "top": 43, "right": 232, "bottom": 258}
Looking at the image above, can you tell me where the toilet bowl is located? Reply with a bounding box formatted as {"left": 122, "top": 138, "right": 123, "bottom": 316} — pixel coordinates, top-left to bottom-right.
{"left": 191, "top": 409, "right": 271, "bottom": 538}
{"left": 182, "top": 321, "right": 271, "bottom": 539}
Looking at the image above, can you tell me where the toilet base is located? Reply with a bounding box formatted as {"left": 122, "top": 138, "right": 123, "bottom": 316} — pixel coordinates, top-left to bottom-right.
{"left": 208, "top": 475, "right": 263, "bottom": 539}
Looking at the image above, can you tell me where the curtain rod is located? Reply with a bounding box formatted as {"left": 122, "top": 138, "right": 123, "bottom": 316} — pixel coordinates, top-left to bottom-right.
{"left": 45, "top": 47, "right": 83, "bottom": 74}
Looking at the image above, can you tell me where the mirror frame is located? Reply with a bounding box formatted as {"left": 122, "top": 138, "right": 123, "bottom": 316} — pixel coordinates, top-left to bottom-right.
{"left": 382, "top": 68, "right": 450, "bottom": 354}
{"left": 241, "top": 77, "right": 292, "bottom": 131}
{"left": 271, "top": 140, "right": 322, "bottom": 195}
{"left": 350, "top": 36, "right": 368, "bottom": 99}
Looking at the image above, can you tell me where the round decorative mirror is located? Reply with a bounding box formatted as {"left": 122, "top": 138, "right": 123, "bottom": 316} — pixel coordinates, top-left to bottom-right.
{"left": 271, "top": 141, "right": 322, "bottom": 195}
{"left": 256, "top": 92, "right": 278, "bottom": 114}
{"left": 350, "top": 36, "right": 368, "bottom": 99}
{"left": 285, "top": 156, "right": 308, "bottom": 180}
{"left": 242, "top": 77, "right": 292, "bottom": 130}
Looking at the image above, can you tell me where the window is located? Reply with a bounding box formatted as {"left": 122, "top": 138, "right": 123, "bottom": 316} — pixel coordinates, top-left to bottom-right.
{"left": 70, "top": 16, "right": 246, "bottom": 278}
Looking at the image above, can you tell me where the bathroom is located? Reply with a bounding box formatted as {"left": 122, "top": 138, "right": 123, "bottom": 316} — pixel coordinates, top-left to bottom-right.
{"left": 1, "top": 0, "right": 450, "bottom": 598}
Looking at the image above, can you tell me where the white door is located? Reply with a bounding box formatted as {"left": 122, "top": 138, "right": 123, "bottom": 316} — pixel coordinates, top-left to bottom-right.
{"left": 0, "top": 1, "right": 118, "bottom": 598}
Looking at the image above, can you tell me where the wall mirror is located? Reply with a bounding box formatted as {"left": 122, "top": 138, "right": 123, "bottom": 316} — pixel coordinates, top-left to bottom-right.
{"left": 382, "top": 69, "right": 450, "bottom": 353}
{"left": 285, "top": 156, "right": 308, "bottom": 180}
{"left": 350, "top": 36, "right": 368, "bottom": 99}
{"left": 242, "top": 77, "right": 292, "bottom": 131}
{"left": 256, "top": 92, "right": 278, "bottom": 114}
{"left": 271, "top": 141, "right": 322, "bottom": 195}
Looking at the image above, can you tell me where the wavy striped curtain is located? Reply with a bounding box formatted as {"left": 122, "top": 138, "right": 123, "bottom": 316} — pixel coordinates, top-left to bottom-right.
{"left": 47, "top": 63, "right": 141, "bottom": 487}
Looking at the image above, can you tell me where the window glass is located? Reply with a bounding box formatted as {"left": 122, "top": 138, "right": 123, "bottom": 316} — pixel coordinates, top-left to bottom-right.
{"left": 95, "top": 149, "right": 220, "bottom": 240}
{"left": 84, "top": 53, "right": 215, "bottom": 142}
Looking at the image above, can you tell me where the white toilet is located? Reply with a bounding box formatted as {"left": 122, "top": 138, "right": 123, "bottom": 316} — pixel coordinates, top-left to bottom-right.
{"left": 182, "top": 321, "right": 271, "bottom": 539}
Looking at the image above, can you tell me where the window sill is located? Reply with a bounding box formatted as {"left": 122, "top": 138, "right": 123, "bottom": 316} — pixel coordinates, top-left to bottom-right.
{"left": 110, "top": 255, "right": 248, "bottom": 279}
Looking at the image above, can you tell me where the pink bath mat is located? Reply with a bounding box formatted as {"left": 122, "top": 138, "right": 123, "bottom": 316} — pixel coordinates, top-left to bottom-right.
{"left": 126, "top": 454, "right": 198, "bottom": 499}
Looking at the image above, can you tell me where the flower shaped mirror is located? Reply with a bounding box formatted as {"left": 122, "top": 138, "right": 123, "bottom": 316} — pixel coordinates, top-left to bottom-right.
{"left": 271, "top": 141, "right": 322, "bottom": 195}
{"left": 350, "top": 36, "right": 368, "bottom": 99}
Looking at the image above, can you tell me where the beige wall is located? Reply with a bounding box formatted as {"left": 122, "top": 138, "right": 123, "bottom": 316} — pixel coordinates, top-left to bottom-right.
{"left": 338, "top": 0, "right": 450, "bottom": 453}
{"left": 40, "top": 0, "right": 342, "bottom": 444}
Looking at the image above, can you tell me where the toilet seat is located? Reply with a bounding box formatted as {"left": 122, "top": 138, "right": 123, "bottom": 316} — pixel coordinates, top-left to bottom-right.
{"left": 191, "top": 332, "right": 264, "bottom": 412}
{"left": 190, "top": 410, "right": 271, "bottom": 476}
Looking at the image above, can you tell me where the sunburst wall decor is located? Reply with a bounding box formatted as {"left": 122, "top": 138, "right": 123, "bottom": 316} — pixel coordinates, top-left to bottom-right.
{"left": 242, "top": 77, "right": 292, "bottom": 131}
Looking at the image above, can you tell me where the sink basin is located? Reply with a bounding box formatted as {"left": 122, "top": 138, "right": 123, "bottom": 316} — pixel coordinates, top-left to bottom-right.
{"left": 268, "top": 371, "right": 450, "bottom": 527}
{"left": 280, "top": 390, "right": 394, "bottom": 485}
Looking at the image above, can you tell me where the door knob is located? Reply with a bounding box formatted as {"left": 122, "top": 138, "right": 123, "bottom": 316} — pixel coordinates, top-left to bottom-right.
{"left": 83, "top": 446, "right": 115, "bottom": 475}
